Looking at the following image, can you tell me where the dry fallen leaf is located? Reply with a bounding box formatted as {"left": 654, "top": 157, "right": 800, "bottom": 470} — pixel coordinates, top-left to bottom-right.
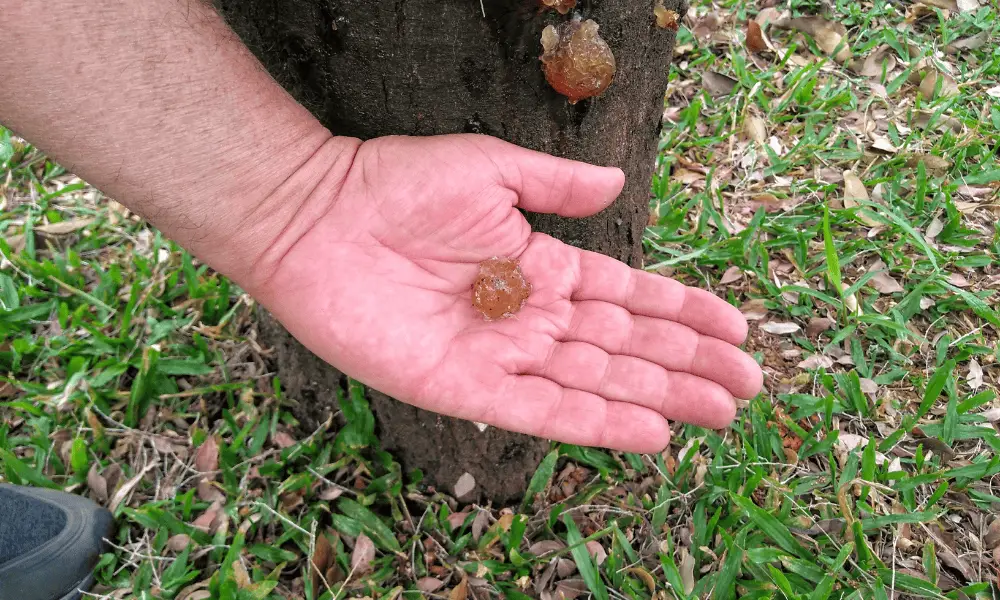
{"left": 746, "top": 20, "right": 769, "bottom": 54}
{"left": 967, "top": 359, "right": 984, "bottom": 390}
{"left": 744, "top": 115, "right": 768, "bottom": 145}
{"left": 919, "top": 69, "right": 960, "bottom": 99}
{"left": 351, "top": 533, "right": 376, "bottom": 576}
{"left": 311, "top": 532, "right": 334, "bottom": 598}
{"left": 760, "top": 321, "right": 801, "bottom": 335}
{"left": 529, "top": 540, "right": 566, "bottom": 556}
{"left": 449, "top": 576, "right": 469, "bottom": 600}
{"left": 167, "top": 534, "right": 192, "bottom": 553}
{"left": 945, "top": 30, "right": 988, "bottom": 53}
{"left": 417, "top": 577, "right": 445, "bottom": 593}
{"left": 679, "top": 547, "right": 696, "bottom": 594}
{"left": 798, "top": 354, "right": 835, "bottom": 370}
{"left": 109, "top": 463, "right": 156, "bottom": 512}
{"left": 947, "top": 272, "right": 970, "bottom": 287}
{"left": 585, "top": 541, "right": 608, "bottom": 566}
{"left": 869, "top": 261, "right": 904, "bottom": 294}
{"left": 35, "top": 218, "right": 94, "bottom": 235}
{"left": 554, "top": 579, "right": 588, "bottom": 600}
{"left": 926, "top": 216, "right": 945, "bottom": 240}
{"left": 88, "top": 463, "right": 109, "bottom": 505}
{"left": 807, "top": 317, "right": 836, "bottom": 337}
{"left": 781, "top": 16, "right": 851, "bottom": 63}
{"left": 740, "top": 298, "right": 769, "bottom": 320}
{"left": 272, "top": 431, "right": 296, "bottom": 449}
{"left": 194, "top": 436, "right": 219, "bottom": 473}
{"left": 843, "top": 171, "right": 880, "bottom": 227}
{"left": 702, "top": 71, "right": 739, "bottom": 96}
{"left": 720, "top": 266, "right": 743, "bottom": 284}
{"left": 857, "top": 45, "right": 897, "bottom": 77}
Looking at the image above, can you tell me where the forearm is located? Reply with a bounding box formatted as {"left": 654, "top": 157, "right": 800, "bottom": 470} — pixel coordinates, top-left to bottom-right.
{"left": 0, "top": 0, "right": 357, "bottom": 284}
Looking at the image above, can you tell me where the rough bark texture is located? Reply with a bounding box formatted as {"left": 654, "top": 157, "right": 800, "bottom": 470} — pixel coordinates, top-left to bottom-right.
{"left": 219, "top": 0, "right": 683, "bottom": 504}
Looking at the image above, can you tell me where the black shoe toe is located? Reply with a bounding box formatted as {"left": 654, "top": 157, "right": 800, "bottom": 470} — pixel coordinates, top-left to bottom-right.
{"left": 0, "top": 484, "right": 114, "bottom": 600}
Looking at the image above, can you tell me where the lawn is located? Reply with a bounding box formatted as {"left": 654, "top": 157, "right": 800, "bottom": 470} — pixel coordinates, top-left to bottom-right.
{"left": 1, "top": 0, "right": 999, "bottom": 598}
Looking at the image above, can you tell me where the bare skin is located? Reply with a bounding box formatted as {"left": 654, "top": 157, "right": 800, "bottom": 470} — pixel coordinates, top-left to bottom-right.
{"left": 1, "top": 0, "right": 762, "bottom": 453}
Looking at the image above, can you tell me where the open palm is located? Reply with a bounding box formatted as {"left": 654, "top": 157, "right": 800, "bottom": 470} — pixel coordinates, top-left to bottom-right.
{"left": 252, "top": 135, "right": 762, "bottom": 453}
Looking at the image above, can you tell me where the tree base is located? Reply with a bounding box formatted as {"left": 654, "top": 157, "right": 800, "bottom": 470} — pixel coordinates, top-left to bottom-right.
{"left": 257, "top": 308, "right": 549, "bottom": 505}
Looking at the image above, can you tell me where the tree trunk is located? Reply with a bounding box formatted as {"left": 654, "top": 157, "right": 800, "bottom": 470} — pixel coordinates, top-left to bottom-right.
{"left": 219, "top": 0, "right": 683, "bottom": 505}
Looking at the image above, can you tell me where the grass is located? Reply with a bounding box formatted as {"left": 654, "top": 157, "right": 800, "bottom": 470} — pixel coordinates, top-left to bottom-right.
{"left": 1, "top": 0, "right": 999, "bottom": 598}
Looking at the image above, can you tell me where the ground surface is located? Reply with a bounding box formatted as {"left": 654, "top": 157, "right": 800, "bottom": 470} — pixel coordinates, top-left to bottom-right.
{"left": 2, "top": 0, "right": 999, "bottom": 598}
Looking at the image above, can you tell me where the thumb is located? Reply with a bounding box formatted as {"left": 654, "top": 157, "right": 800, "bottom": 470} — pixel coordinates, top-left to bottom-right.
{"left": 477, "top": 135, "right": 625, "bottom": 218}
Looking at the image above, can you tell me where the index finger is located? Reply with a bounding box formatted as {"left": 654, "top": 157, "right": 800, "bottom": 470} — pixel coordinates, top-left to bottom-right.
{"left": 572, "top": 250, "right": 749, "bottom": 346}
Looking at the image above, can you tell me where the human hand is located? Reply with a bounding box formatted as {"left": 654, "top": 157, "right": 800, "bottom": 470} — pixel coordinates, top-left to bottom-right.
{"left": 248, "top": 135, "right": 762, "bottom": 453}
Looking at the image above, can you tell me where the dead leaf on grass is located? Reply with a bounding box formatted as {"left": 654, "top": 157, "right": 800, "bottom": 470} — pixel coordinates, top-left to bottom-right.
{"left": 919, "top": 69, "right": 960, "bottom": 99}
{"left": 945, "top": 30, "right": 989, "bottom": 54}
{"left": 780, "top": 16, "right": 851, "bottom": 64}
{"left": 702, "top": 71, "right": 739, "bottom": 96}
{"left": 417, "top": 577, "right": 445, "bottom": 592}
{"left": 807, "top": 317, "right": 836, "bottom": 337}
{"left": 869, "top": 265, "right": 904, "bottom": 294}
{"left": 744, "top": 115, "right": 768, "bottom": 145}
{"left": 679, "top": 547, "right": 696, "bottom": 594}
{"left": 311, "top": 531, "right": 335, "bottom": 598}
{"left": 720, "top": 266, "right": 743, "bottom": 284}
{"left": 798, "top": 354, "right": 835, "bottom": 370}
{"left": 35, "top": 218, "right": 94, "bottom": 235}
{"left": 843, "top": 171, "right": 880, "bottom": 227}
{"left": 585, "top": 541, "right": 608, "bottom": 566}
{"left": 855, "top": 45, "right": 897, "bottom": 77}
{"left": 746, "top": 20, "right": 770, "bottom": 54}
{"left": 946, "top": 272, "right": 970, "bottom": 287}
{"left": 454, "top": 472, "right": 476, "bottom": 499}
{"left": 740, "top": 298, "right": 769, "bottom": 321}
{"left": 351, "top": 533, "right": 376, "bottom": 576}
{"left": 760, "top": 321, "right": 801, "bottom": 335}
{"left": 88, "top": 463, "right": 109, "bottom": 504}
{"left": 967, "top": 359, "right": 984, "bottom": 390}
{"left": 194, "top": 436, "right": 219, "bottom": 473}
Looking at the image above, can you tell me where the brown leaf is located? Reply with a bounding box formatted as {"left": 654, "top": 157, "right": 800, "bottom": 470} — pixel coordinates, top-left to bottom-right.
{"left": 746, "top": 21, "right": 768, "bottom": 54}
{"left": 627, "top": 567, "right": 656, "bottom": 593}
{"left": 472, "top": 510, "right": 490, "bottom": 541}
{"left": 167, "top": 534, "right": 192, "bottom": 552}
{"left": 318, "top": 487, "right": 344, "bottom": 502}
{"left": 447, "top": 511, "right": 471, "bottom": 531}
{"left": 416, "top": 577, "right": 445, "bottom": 593}
{"left": 702, "top": 71, "right": 739, "bottom": 96}
{"left": 449, "top": 575, "right": 469, "bottom": 600}
{"left": 913, "top": 110, "right": 963, "bottom": 133}
{"left": 176, "top": 582, "right": 212, "bottom": 600}
{"left": 272, "top": 431, "right": 296, "bottom": 449}
{"left": 807, "top": 317, "right": 836, "bottom": 337}
{"left": 782, "top": 16, "right": 851, "bottom": 63}
{"left": 919, "top": 70, "right": 959, "bottom": 99}
{"left": 554, "top": 579, "right": 588, "bottom": 600}
{"left": 937, "top": 545, "right": 975, "bottom": 581}
{"left": 679, "top": 547, "right": 696, "bottom": 594}
{"left": 858, "top": 45, "right": 897, "bottom": 77}
{"left": 35, "top": 218, "right": 94, "bottom": 235}
{"left": 870, "top": 270, "right": 904, "bottom": 294}
{"left": 109, "top": 463, "right": 155, "bottom": 512}
{"left": 194, "top": 436, "right": 219, "bottom": 474}
{"left": 843, "top": 171, "right": 869, "bottom": 209}
{"left": 556, "top": 557, "right": 576, "bottom": 578}
{"left": 231, "top": 560, "right": 252, "bottom": 589}
{"left": 945, "top": 30, "right": 989, "bottom": 54}
{"left": 740, "top": 298, "right": 769, "bottom": 321}
{"left": 350, "top": 533, "right": 376, "bottom": 576}
{"left": 797, "top": 354, "right": 835, "bottom": 370}
{"left": 967, "top": 359, "right": 984, "bottom": 390}
{"left": 946, "top": 272, "right": 970, "bottom": 287}
{"left": 585, "top": 541, "right": 607, "bottom": 566}
{"left": 529, "top": 540, "right": 566, "bottom": 556}
{"left": 744, "top": 115, "right": 768, "bottom": 145}
{"left": 917, "top": 0, "right": 958, "bottom": 9}
{"left": 311, "top": 531, "right": 334, "bottom": 598}
{"left": 197, "top": 479, "right": 225, "bottom": 503}
{"left": 720, "top": 266, "right": 743, "bottom": 284}
{"left": 984, "top": 518, "right": 1000, "bottom": 548}
{"left": 191, "top": 501, "right": 224, "bottom": 534}
{"left": 760, "top": 321, "right": 801, "bottom": 335}
{"left": 88, "top": 463, "right": 109, "bottom": 505}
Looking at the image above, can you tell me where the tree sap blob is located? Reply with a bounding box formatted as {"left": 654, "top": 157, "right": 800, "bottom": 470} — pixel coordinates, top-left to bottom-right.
{"left": 540, "top": 19, "right": 616, "bottom": 104}
{"left": 472, "top": 257, "right": 531, "bottom": 320}
{"left": 539, "top": 0, "right": 577, "bottom": 14}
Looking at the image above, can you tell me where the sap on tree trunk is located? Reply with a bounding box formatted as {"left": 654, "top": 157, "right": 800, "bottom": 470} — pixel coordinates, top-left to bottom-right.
{"left": 218, "top": 0, "right": 686, "bottom": 504}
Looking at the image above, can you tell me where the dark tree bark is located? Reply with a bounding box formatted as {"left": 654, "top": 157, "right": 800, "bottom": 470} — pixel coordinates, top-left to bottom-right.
{"left": 219, "top": 0, "right": 684, "bottom": 505}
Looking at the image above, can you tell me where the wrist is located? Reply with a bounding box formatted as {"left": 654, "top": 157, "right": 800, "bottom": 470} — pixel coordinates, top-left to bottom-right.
{"left": 220, "top": 134, "right": 362, "bottom": 295}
